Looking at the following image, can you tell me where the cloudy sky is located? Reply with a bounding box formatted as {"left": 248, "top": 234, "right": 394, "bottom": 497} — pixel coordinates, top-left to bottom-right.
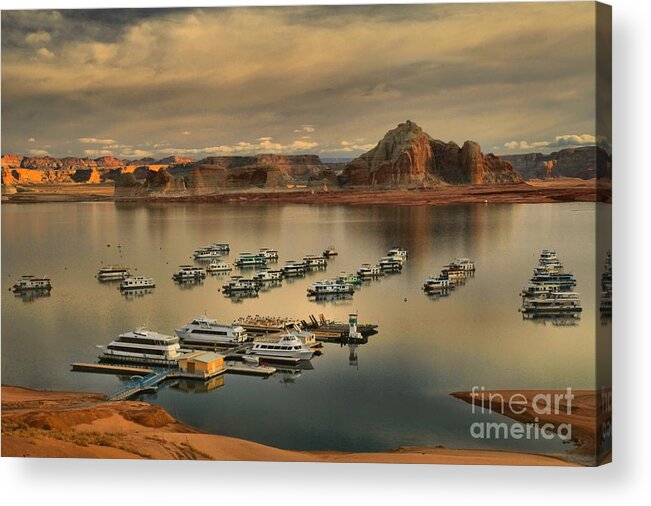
{"left": 1, "top": 3, "right": 600, "bottom": 160}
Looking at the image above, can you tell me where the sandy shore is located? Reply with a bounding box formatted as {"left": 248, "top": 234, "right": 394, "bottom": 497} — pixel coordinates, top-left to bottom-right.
{"left": 2, "top": 179, "right": 610, "bottom": 205}
{"left": 2, "top": 386, "right": 574, "bottom": 465}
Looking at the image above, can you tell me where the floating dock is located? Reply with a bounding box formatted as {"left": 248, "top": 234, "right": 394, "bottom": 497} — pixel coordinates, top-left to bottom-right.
{"left": 71, "top": 362, "right": 153, "bottom": 376}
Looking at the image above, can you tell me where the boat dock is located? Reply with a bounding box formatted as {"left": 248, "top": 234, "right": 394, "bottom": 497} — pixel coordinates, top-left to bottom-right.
{"left": 71, "top": 362, "right": 154, "bottom": 376}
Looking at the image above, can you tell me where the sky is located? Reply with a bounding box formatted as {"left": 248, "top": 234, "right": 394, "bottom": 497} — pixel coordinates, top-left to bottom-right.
{"left": 1, "top": 3, "right": 602, "bottom": 160}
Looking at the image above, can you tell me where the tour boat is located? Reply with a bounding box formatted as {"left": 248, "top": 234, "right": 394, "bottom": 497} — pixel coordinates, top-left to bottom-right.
{"left": 175, "top": 315, "right": 248, "bottom": 345}
{"left": 520, "top": 292, "right": 583, "bottom": 313}
{"left": 387, "top": 247, "right": 408, "bottom": 260}
{"left": 282, "top": 260, "right": 307, "bottom": 276}
{"left": 96, "top": 265, "right": 131, "bottom": 280}
{"left": 378, "top": 256, "right": 403, "bottom": 272}
{"left": 357, "top": 264, "right": 383, "bottom": 278}
{"left": 303, "top": 254, "right": 328, "bottom": 268}
{"left": 323, "top": 247, "right": 338, "bottom": 257}
{"left": 222, "top": 276, "right": 260, "bottom": 293}
{"left": 258, "top": 248, "right": 279, "bottom": 260}
{"left": 172, "top": 265, "right": 207, "bottom": 281}
{"left": 12, "top": 275, "right": 52, "bottom": 292}
{"left": 255, "top": 269, "right": 283, "bottom": 281}
{"left": 307, "top": 280, "right": 354, "bottom": 296}
{"left": 234, "top": 252, "right": 267, "bottom": 268}
{"left": 98, "top": 328, "right": 181, "bottom": 364}
{"left": 248, "top": 332, "right": 315, "bottom": 360}
{"left": 207, "top": 261, "right": 232, "bottom": 273}
{"left": 119, "top": 276, "right": 155, "bottom": 290}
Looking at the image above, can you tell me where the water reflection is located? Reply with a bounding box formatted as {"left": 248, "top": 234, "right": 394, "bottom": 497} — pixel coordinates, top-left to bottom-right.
{"left": 121, "top": 288, "right": 154, "bottom": 300}
{"left": 14, "top": 288, "right": 51, "bottom": 303}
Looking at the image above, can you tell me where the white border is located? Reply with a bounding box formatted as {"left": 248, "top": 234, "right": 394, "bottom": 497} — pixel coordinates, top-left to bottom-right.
{"left": 1, "top": 0, "right": 650, "bottom": 504}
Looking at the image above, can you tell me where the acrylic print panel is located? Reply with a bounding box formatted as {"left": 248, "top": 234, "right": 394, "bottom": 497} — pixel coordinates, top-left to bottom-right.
{"left": 0, "top": 2, "right": 611, "bottom": 466}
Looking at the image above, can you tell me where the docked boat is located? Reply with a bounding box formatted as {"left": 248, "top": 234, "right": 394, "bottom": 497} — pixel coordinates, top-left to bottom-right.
{"left": 173, "top": 265, "right": 207, "bottom": 281}
{"left": 175, "top": 315, "right": 248, "bottom": 345}
{"left": 357, "top": 263, "right": 383, "bottom": 278}
{"left": 440, "top": 269, "right": 466, "bottom": 283}
{"left": 307, "top": 280, "right": 354, "bottom": 296}
{"left": 255, "top": 269, "right": 283, "bottom": 281}
{"left": 539, "top": 249, "right": 558, "bottom": 261}
{"left": 521, "top": 284, "right": 561, "bottom": 298}
{"left": 520, "top": 292, "right": 583, "bottom": 313}
{"left": 423, "top": 275, "right": 451, "bottom": 291}
{"left": 210, "top": 243, "right": 230, "bottom": 253}
{"left": 303, "top": 254, "right": 328, "bottom": 268}
{"left": 98, "top": 328, "right": 181, "bottom": 364}
{"left": 207, "top": 261, "right": 232, "bottom": 273}
{"left": 235, "top": 315, "right": 303, "bottom": 333}
{"left": 248, "top": 332, "right": 315, "bottom": 361}
{"left": 337, "top": 272, "right": 361, "bottom": 285}
{"left": 530, "top": 272, "right": 577, "bottom": 289}
{"left": 282, "top": 260, "right": 307, "bottom": 276}
{"left": 378, "top": 256, "right": 403, "bottom": 272}
{"left": 193, "top": 249, "right": 222, "bottom": 260}
{"left": 450, "top": 257, "right": 476, "bottom": 271}
{"left": 387, "top": 247, "right": 408, "bottom": 260}
{"left": 323, "top": 247, "right": 338, "bottom": 257}
{"left": 258, "top": 248, "right": 279, "bottom": 260}
{"left": 119, "top": 276, "right": 155, "bottom": 290}
{"left": 96, "top": 265, "right": 131, "bottom": 280}
{"left": 12, "top": 275, "right": 52, "bottom": 292}
{"left": 234, "top": 252, "right": 267, "bottom": 268}
{"left": 222, "top": 276, "right": 260, "bottom": 293}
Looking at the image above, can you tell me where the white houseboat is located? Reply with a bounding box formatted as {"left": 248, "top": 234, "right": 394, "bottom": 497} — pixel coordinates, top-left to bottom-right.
{"left": 255, "top": 269, "right": 284, "bottom": 281}
{"left": 96, "top": 266, "right": 131, "bottom": 280}
{"left": 12, "top": 275, "right": 52, "bottom": 292}
{"left": 207, "top": 261, "right": 232, "bottom": 273}
{"left": 234, "top": 252, "right": 267, "bottom": 268}
{"left": 282, "top": 260, "right": 307, "bottom": 276}
{"left": 173, "top": 265, "right": 207, "bottom": 281}
{"left": 387, "top": 247, "right": 408, "bottom": 260}
{"left": 119, "top": 276, "right": 155, "bottom": 291}
{"left": 307, "top": 280, "right": 354, "bottom": 296}
{"left": 357, "top": 264, "right": 383, "bottom": 278}
{"left": 303, "top": 254, "right": 328, "bottom": 268}
{"left": 520, "top": 292, "right": 583, "bottom": 313}
{"left": 379, "top": 256, "right": 403, "bottom": 272}
{"left": 258, "top": 248, "right": 279, "bottom": 260}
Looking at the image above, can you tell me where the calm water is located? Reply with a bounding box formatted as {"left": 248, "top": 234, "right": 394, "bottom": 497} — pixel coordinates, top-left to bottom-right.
{"left": 1, "top": 202, "right": 610, "bottom": 454}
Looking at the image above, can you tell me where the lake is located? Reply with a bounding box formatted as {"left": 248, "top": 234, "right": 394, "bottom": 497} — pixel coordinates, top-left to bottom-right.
{"left": 1, "top": 201, "right": 610, "bottom": 455}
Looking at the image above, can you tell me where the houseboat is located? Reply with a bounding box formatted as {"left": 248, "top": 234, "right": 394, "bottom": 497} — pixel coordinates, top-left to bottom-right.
{"left": 520, "top": 292, "right": 583, "bottom": 313}
{"left": 357, "top": 264, "right": 383, "bottom": 278}
{"left": 222, "top": 276, "right": 260, "bottom": 293}
{"left": 172, "top": 265, "right": 207, "bottom": 281}
{"left": 175, "top": 315, "right": 248, "bottom": 345}
{"left": 307, "top": 280, "right": 354, "bottom": 296}
{"left": 323, "top": 247, "right": 338, "bottom": 257}
{"left": 337, "top": 272, "right": 361, "bottom": 286}
{"left": 530, "top": 272, "right": 577, "bottom": 289}
{"left": 282, "top": 260, "right": 307, "bottom": 276}
{"left": 210, "top": 243, "right": 230, "bottom": 253}
{"left": 255, "top": 269, "right": 284, "bottom": 282}
{"left": 12, "top": 275, "right": 52, "bottom": 292}
{"left": 258, "top": 248, "right": 279, "bottom": 260}
{"left": 521, "top": 284, "right": 561, "bottom": 298}
{"left": 98, "top": 328, "right": 181, "bottom": 364}
{"left": 303, "top": 254, "right": 328, "bottom": 268}
{"left": 379, "top": 256, "right": 403, "bottom": 272}
{"left": 193, "top": 249, "right": 222, "bottom": 260}
{"left": 247, "top": 332, "right": 315, "bottom": 361}
{"left": 450, "top": 258, "right": 476, "bottom": 271}
{"left": 96, "top": 266, "right": 131, "bottom": 280}
{"left": 119, "top": 276, "right": 155, "bottom": 291}
{"left": 387, "top": 247, "right": 408, "bottom": 260}
{"left": 423, "top": 275, "right": 451, "bottom": 291}
{"left": 207, "top": 261, "right": 232, "bottom": 273}
{"left": 234, "top": 252, "right": 267, "bottom": 268}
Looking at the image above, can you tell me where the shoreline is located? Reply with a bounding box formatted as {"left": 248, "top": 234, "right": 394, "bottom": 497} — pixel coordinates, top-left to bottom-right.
{"left": 2, "top": 385, "right": 579, "bottom": 465}
{"left": 2, "top": 180, "right": 611, "bottom": 205}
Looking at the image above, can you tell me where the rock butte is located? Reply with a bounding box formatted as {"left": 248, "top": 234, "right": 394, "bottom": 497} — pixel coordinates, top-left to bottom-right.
{"left": 500, "top": 146, "right": 612, "bottom": 180}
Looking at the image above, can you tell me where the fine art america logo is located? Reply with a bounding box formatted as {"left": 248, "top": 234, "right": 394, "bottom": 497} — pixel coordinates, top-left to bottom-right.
{"left": 468, "top": 386, "right": 573, "bottom": 441}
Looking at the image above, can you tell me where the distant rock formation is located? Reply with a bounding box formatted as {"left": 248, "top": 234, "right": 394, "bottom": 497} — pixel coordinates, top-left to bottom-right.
{"left": 115, "top": 154, "right": 331, "bottom": 198}
{"left": 500, "top": 146, "right": 611, "bottom": 180}
{"left": 339, "top": 120, "right": 522, "bottom": 187}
